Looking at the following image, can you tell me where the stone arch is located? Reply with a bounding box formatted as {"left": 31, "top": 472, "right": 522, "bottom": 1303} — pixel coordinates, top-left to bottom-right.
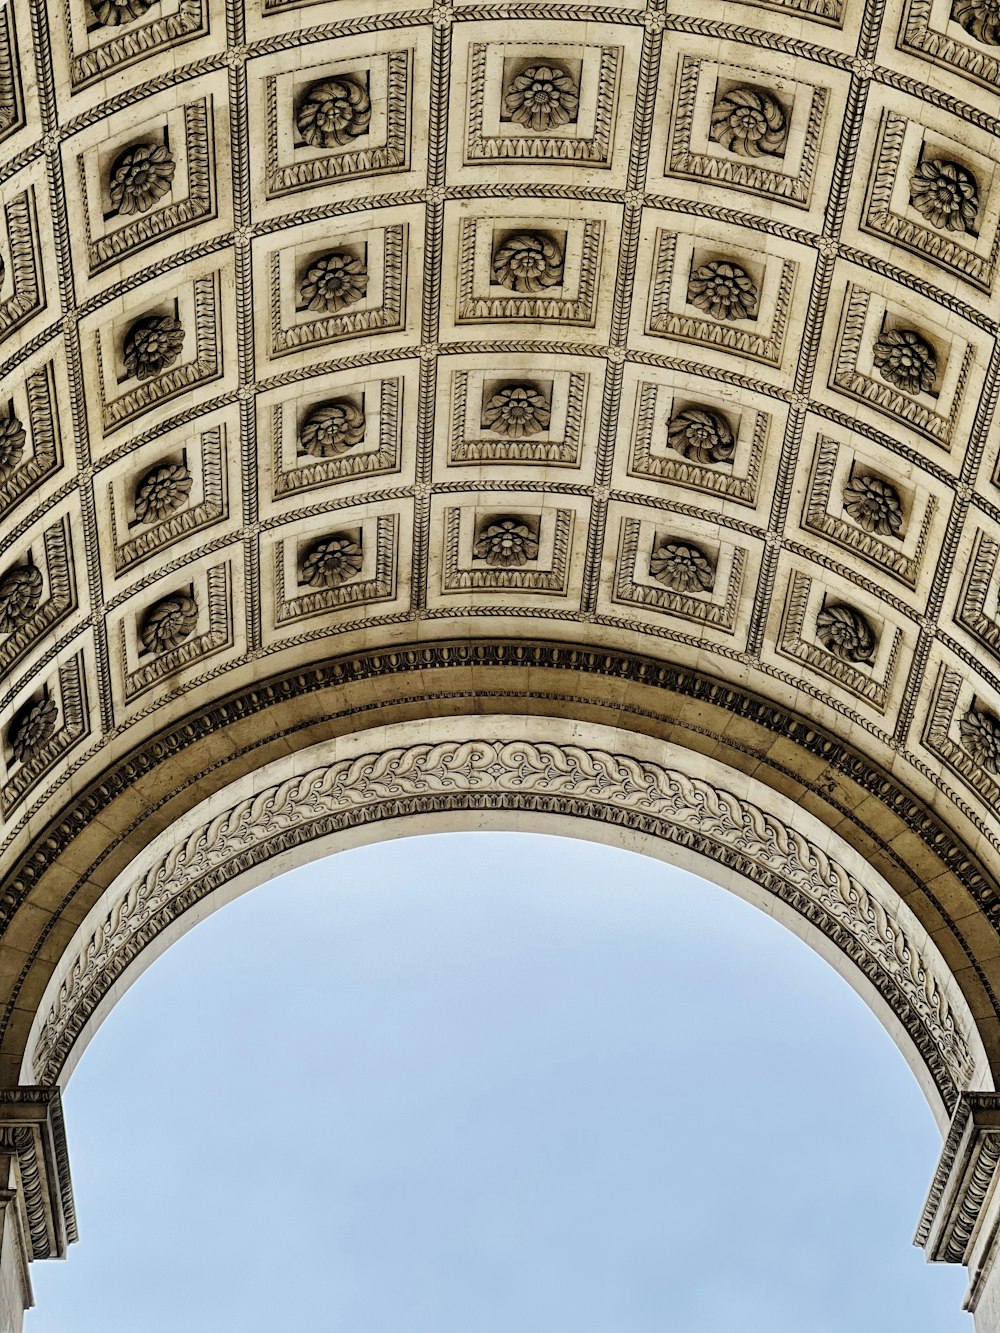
{"left": 3, "top": 0, "right": 1000, "bottom": 1318}
{"left": 26, "top": 711, "right": 990, "bottom": 1129}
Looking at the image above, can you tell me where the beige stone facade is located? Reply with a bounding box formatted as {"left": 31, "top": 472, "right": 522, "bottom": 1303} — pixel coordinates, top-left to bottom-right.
{"left": 2, "top": 0, "right": 1000, "bottom": 1320}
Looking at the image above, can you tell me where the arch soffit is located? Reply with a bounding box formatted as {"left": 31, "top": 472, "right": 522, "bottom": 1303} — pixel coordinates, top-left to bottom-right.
{"left": 0, "top": 0, "right": 1000, "bottom": 1102}
{"left": 26, "top": 712, "right": 990, "bottom": 1132}
{"left": 2, "top": 644, "right": 1000, "bottom": 1096}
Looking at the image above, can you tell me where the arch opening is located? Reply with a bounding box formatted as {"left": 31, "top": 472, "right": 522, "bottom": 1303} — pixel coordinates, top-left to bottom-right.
{"left": 28, "top": 831, "right": 973, "bottom": 1333}
{"left": 26, "top": 712, "right": 991, "bottom": 1135}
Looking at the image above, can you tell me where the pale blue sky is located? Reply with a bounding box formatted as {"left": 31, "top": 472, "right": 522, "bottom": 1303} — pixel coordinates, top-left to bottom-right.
{"left": 28, "top": 832, "right": 969, "bottom": 1332}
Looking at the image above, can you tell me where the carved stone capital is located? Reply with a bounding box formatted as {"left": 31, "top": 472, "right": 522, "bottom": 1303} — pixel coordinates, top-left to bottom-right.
{"left": 916, "top": 1093, "right": 1000, "bottom": 1319}
{"left": 0, "top": 1088, "right": 76, "bottom": 1265}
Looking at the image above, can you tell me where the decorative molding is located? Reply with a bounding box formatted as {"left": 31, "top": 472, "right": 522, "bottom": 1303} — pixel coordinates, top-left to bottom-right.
{"left": 863, "top": 110, "right": 1000, "bottom": 293}
{"left": 265, "top": 51, "right": 411, "bottom": 197}
{"left": 268, "top": 225, "right": 407, "bottom": 357}
{"left": 613, "top": 515, "right": 747, "bottom": 631}
{"left": 801, "top": 435, "right": 935, "bottom": 590}
{"left": 448, "top": 369, "right": 587, "bottom": 466}
{"left": 1, "top": 653, "right": 89, "bottom": 817}
{"left": 272, "top": 377, "right": 402, "bottom": 497}
{"left": 899, "top": 0, "right": 1000, "bottom": 96}
{"left": 719, "top": 0, "right": 842, "bottom": 22}
{"left": 628, "top": 380, "right": 767, "bottom": 507}
{"left": 0, "top": 1087, "right": 75, "bottom": 1262}
{"left": 830, "top": 285, "right": 974, "bottom": 450}
{"left": 119, "top": 562, "right": 232, "bottom": 702}
{"left": 466, "top": 43, "right": 620, "bottom": 166}
{"left": 31, "top": 738, "right": 974, "bottom": 1107}
{"left": 0, "top": 363, "right": 62, "bottom": 522}
{"left": 78, "top": 98, "right": 216, "bottom": 277}
{"left": 0, "top": 191, "right": 43, "bottom": 355}
{"left": 108, "top": 425, "right": 227, "bottom": 575}
{"left": 647, "top": 231, "right": 796, "bottom": 367}
{"left": 440, "top": 506, "right": 574, "bottom": 593}
{"left": 956, "top": 530, "right": 1000, "bottom": 662}
{"left": 0, "top": 518, "right": 76, "bottom": 683}
{"left": 0, "top": 6, "right": 24, "bottom": 147}
{"left": 456, "top": 216, "right": 602, "bottom": 325}
{"left": 666, "top": 56, "right": 828, "bottom": 209}
{"left": 65, "top": 0, "right": 209, "bottom": 91}
{"left": 272, "top": 514, "right": 397, "bottom": 623}
{"left": 916, "top": 1093, "right": 1000, "bottom": 1267}
{"left": 777, "top": 569, "right": 902, "bottom": 711}
{"left": 97, "top": 273, "right": 223, "bottom": 434}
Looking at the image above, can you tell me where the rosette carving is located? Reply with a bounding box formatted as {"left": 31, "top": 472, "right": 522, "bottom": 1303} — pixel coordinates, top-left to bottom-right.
{"left": 842, "top": 475, "right": 904, "bottom": 537}
{"left": 481, "top": 384, "right": 550, "bottom": 438}
{"left": 649, "top": 541, "right": 715, "bottom": 593}
{"left": 709, "top": 85, "right": 788, "bottom": 158}
{"left": 133, "top": 462, "right": 193, "bottom": 524}
{"left": 0, "top": 564, "right": 42, "bottom": 634}
{"left": 140, "top": 594, "right": 199, "bottom": 654}
{"left": 299, "top": 401, "right": 366, "bottom": 457}
{"left": 666, "top": 408, "right": 735, "bottom": 465}
{"left": 89, "top": 0, "right": 153, "bottom": 26}
{"left": 299, "top": 251, "right": 369, "bottom": 313}
{"left": 473, "top": 518, "right": 539, "bottom": 567}
{"left": 300, "top": 535, "right": 364, "bottom": 588}
{"left": 503, "top": 65, "right": 579, "bottom": 132}
{"left": 109, "top": 143, "right": 175, "bottom": 216}
{"left": 0, "top": 411, "right": 26, "bottom": 484}
{"left": 960, "top": 705, "right": 1000, "bottom": 773}
{"left": 123, "top": 315, "right": 185, "bottom": 381}
{"left": 951, "top": 0, "right": 1000, "bottom": 45}
{"left": 872, "top": 328, "right": 937, "bottom": 396}
{"left": 8, "top": 694, "right": 56, "bottom": 764}
{"left": 816, "top": 603, "right": 877, "bottom": 664}
{"left": 910, "top": 159, "right": 980, "bottom": 233}
{"left": 687, "top": 261, "right": 758, "bottom": 322}
{"left": 491, "top": 232, "right": 564, "bottom": 294}
{"left": 296, "top": 77, "right": 372, "bottom": 149}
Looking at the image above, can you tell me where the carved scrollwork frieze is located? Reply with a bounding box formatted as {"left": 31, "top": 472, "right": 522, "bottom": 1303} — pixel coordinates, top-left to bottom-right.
{"left": 30, "top": 739, "right": 974, "bottom": 1108}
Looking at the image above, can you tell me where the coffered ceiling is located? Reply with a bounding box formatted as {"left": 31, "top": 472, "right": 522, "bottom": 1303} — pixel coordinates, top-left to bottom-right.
{"left": 2, "top": 0, "right": 1000, "bottom": 1023}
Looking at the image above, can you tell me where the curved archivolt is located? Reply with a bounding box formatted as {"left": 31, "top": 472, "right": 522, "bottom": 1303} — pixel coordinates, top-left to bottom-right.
{"left": 25, "top": 717, "right": 989, "bottom": 1131}
{"left": 0, "top": 0, "right": 999, "bottom": 1148}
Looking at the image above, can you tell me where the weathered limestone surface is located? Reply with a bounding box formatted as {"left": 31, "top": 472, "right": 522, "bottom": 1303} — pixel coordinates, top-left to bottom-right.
{"left": 2, "top": 0, "right": 1000, "bottom": 1319}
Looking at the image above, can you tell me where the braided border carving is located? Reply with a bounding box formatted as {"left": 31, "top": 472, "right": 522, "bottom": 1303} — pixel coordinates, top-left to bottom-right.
{"left": 30, "top": 736, "right": 975, "bottom": 1103}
